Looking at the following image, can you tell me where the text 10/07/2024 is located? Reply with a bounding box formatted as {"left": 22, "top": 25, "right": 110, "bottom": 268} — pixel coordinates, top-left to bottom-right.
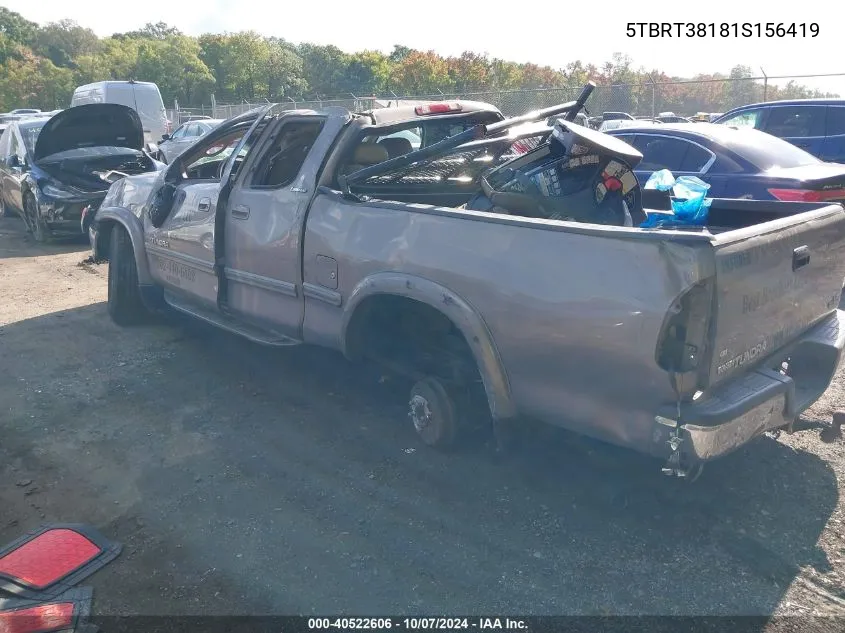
{"left": 307, "top": 618, "right": 528, "bottom": 630}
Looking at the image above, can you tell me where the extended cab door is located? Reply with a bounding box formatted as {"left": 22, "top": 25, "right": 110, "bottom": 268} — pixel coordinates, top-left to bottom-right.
{"left": 145, "top": 109, "right": 271, "bottom": 309}
{"left": 221, "top": 111, "right": 349, "bottom": 338}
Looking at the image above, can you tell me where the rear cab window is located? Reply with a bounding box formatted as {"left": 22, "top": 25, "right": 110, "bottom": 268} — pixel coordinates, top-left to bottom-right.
{"left": 339, "top": 110, "right": 503, "bottom": 182}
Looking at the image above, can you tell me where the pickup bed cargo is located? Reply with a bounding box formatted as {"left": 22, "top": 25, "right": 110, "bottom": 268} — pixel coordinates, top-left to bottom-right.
{"left": 88, "top": 85, "right": 845, "bottom": 478}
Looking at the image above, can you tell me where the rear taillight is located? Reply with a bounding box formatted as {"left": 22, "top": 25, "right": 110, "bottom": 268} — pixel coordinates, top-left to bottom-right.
{"left": 768, "top": 187, "right": 845, "bottom": 202}
{"left": 656, "top": 280, "right": 714, "bottom": 391}
{"left": 414, "top": 103, "right": 463, "bottom": 115}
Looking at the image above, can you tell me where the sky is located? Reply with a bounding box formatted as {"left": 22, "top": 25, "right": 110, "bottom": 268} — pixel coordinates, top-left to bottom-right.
{"left": 3, "top": 0, "right": 843, "bottom": 95}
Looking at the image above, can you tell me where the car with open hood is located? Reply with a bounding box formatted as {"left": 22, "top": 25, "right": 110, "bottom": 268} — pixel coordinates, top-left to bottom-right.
{"left": 0, "top": 103, "right": 163, "bottom": 240}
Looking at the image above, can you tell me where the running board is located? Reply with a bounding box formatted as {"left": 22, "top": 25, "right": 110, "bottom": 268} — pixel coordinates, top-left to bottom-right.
{"left": 164, "top": 291, "right": 301, "bottom": 347}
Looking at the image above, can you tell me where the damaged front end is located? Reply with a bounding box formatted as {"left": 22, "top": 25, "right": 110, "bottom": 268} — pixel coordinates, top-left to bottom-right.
{"left": 24, "top": 103, "right": 164, "bottom": 236}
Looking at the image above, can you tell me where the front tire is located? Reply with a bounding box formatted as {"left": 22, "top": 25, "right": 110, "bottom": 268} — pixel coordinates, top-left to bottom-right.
{"left": 107, "top": 226, "right": 148, "bottom": 326}
{"left": 23, "top": 194, "right": 50, "bottom": 242}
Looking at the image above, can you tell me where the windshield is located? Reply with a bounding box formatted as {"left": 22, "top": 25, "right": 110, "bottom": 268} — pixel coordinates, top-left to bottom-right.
{"left": 729, "top": 129, "right": 820, "bottom": 170}
{"left": 20, "top": 122, "right": 46, "bottom": 155}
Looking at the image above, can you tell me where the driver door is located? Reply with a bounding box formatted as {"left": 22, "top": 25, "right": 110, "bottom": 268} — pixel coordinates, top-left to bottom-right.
{"left": 145, "top": 110, "right": 269, "bottom": 309}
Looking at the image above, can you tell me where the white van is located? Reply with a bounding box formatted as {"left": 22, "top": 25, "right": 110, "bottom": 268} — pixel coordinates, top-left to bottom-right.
{"left": 70, "top": 81, "right": 168, "bottom": 145}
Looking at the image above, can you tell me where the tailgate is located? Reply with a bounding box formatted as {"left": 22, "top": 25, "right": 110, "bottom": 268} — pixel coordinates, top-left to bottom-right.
{"left": 708, "top": 204, "right": 845, "bottom": 387}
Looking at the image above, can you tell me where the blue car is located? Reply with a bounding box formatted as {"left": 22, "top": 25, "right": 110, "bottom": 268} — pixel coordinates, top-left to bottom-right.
{"left": 606, "top": 122, "right": 845, "bottom": 203}
{"left": 713, "top": 99, "right": 845, "bottom": 162}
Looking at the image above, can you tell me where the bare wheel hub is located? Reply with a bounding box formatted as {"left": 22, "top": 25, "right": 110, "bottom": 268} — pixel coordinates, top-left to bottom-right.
{"left": 409, "top": 394, "right": 433, "bottom": 433}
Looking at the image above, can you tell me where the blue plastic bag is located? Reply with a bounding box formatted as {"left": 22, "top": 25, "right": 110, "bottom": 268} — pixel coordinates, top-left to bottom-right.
{"left": 644, "top": 169, "right": 676, "bottom": 192}
{"left": 640, "top": 171, "right": 712, "bottom": 228}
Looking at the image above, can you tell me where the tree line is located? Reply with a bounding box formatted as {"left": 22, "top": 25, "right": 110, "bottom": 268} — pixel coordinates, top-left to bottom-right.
{"left": 0, "top": 8, "right": 838, "bottom": 114}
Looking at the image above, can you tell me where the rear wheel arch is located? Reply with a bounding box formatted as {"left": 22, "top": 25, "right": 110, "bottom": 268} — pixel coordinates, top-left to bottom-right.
{"left": 341, "top": 273, "right": 516, "bottom": 421}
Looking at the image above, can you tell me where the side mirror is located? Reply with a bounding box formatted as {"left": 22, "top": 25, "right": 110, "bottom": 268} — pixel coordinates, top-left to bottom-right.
{"left": 161, "top": 134, "right": 170, "bottom": 141}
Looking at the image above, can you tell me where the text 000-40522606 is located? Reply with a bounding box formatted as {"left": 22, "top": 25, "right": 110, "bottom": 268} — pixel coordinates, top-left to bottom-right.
{"left": 626, "top": 22, "right": 819, "bottom": 38}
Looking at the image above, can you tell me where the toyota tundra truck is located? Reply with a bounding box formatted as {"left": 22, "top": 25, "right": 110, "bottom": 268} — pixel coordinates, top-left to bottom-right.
{"left": 87, "top": 84, "right": 845, "bottom": 477}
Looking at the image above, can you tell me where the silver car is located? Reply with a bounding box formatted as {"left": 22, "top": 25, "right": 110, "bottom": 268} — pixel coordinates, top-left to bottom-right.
{"left": 155, "top": 119, "right": 223, "bottom": 164}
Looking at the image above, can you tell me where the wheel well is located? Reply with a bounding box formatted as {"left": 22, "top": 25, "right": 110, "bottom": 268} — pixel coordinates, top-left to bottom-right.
{"left": 93, "top": 219, "right": 117, "bottom": 261}
{"left": 345, "top": 294, "right": 487, "bottom": 396}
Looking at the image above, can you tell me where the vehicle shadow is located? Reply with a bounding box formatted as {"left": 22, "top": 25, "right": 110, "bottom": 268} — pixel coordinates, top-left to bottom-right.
{"left": 0, "top": 216, "right": 89, "bottom": 259}
{"left": 0, "top": 302, "right": 840, "bottom": 617}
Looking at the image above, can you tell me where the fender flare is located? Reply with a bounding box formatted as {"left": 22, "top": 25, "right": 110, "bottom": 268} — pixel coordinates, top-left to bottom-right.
{"left": 340, "top": 272, "right": 516, "bottom": 420}
{"left": 92, "top": 206, "right": 152, "bottom": 285}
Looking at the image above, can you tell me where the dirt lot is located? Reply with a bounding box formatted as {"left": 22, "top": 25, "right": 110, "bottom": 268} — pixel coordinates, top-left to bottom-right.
{"left": 2, "top": 214, "right": 845, "bottom": 618}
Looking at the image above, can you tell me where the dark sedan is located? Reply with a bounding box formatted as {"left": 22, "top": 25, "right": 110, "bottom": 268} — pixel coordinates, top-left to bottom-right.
{"left": 0, "top": 104, "right": 164, "bottom": 241}
{"left": 606, "top": 122, "right": 845, "bottom": 203}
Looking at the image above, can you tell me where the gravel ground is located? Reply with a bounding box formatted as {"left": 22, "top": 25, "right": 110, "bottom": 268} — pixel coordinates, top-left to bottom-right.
{"left": 1, "top": 214, "right": 845, "bottom": 620}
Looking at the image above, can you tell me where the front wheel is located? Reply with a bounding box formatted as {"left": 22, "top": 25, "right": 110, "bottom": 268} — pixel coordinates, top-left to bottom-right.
{"left": 107, "top": 225, "right": 149, "bottom": 326}
{"left": 23, "top": 194, "right": 50, "bottom": 242}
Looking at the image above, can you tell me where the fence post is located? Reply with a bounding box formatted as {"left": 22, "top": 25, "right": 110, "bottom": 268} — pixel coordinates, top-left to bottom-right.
{"left": 649, "top": 74, "right": 657, "bottom": 118}
{"left": 760, "top": 67, "right": 768, "bottom": 102}
{"left": 210, "top": 93, "right": 217, "bottom": 117}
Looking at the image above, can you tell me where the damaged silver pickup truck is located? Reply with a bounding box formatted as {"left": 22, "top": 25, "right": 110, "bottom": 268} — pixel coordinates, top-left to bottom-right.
{"left": 88, "top": 83, "right": 845, "bottom": 477}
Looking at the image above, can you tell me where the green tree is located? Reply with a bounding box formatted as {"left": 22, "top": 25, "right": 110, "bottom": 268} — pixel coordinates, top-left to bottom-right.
{"left": 0, "top": 7, "right": 37, "bottom": 47}
{"left": 265, "top": 37, "right": 307, "bottom": 99}
{"left": 298, "top": 43, "right": 349, "bottom": 97}
{"left": 0, "top": 48, "right": 73, "bottom": 110}
{"left": 346, "top": 50, "right": 391, "bottom": 94}
{"left": 488, "top": 58, "right": 523, "bottom": 91}
{"left": 447, "top": 52, "right": 490, "bottom": 92}
{"left": 114, "top": 22, "right": 182, "bottom": 40}
{"left": 35, "top": 19, "right": 99, "bottom": 68}
{"left": 390, "top": 50, "right": 453, "bottom": 95}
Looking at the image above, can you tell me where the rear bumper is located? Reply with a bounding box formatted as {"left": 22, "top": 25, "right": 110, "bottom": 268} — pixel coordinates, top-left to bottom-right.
{"left": 654, "top": 309, "right": 845, "bottom": 463}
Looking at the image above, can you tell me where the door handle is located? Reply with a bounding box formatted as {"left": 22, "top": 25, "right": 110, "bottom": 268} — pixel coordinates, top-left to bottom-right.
{"left": 793, "top": 245, "right": 810, "bottom": 271}
{"left": 198, "top": 197, "right": 211, "bottom": 212}
{"left": 231, "top": 205, "right": 250, "bottom": 220}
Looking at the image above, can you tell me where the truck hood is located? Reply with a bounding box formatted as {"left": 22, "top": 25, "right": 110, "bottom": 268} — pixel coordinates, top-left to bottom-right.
{"left": 34, "top": 104, "right": 144, "bottom": 162}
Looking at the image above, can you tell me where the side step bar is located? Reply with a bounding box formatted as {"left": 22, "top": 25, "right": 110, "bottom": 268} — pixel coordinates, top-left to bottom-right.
{"left": 164, "top": 290, "right": 301, "bottom": 347}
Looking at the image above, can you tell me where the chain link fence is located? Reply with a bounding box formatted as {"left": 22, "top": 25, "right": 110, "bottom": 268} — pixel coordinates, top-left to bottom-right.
{"left": 166, "top": 74, "right": 844, "bottom": 127}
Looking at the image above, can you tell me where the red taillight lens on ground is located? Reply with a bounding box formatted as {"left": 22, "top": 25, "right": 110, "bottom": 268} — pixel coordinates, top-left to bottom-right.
{"left": 768, "top": 187, "right": 845, "bottom": 202}
{"left": 0, "top": 525, "right": 122, "bottom": 600}
{"left": 0, "top": 586, "right": 92, "bottom": 633}
{"left": 0, "top": 602, "right": 75, "bottom": 633}
{"left": 414, "top": 103, "right": 463, "bottom": 115}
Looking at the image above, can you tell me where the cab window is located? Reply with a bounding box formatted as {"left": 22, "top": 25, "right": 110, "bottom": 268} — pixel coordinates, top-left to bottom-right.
{"left": 251, "top": 118, "right": 326, "bottom": 188}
